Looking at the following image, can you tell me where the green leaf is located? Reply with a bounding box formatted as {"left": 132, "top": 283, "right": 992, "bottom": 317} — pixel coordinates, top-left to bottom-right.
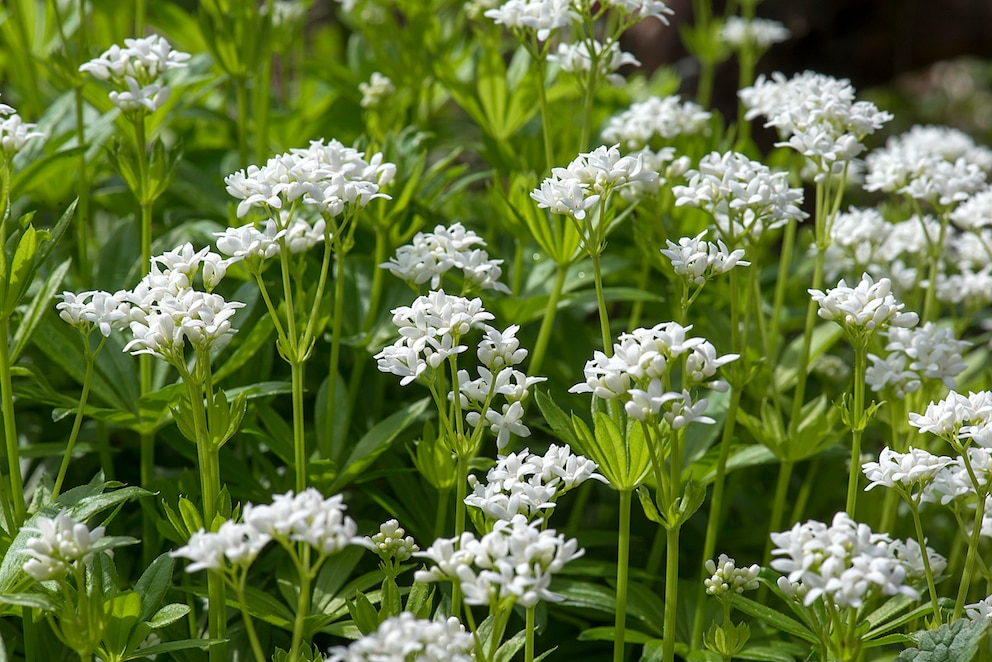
{"left": 897, "top": 618, "right": 990, "bottom": 661}
{"left": 10, "top": 257, "right": 70, "bottom": 362}
{"left": 134, "top": 554, "right": 174, "bottom": 623}
{"left": 404, "top": 580, "right": 434, "bottom": 619}
{"left": 123, "top": 638, "right": 225, "bottom": 659}
{"left": 178, "top": 496, "right": 204, "bottom": 534}
{"left": 328, "top": 398, "right": 429, "bottom": 492}
{"left": 347, "top": 591, "right": 380, "bottom": 636}
{"left": 0, "top": 592, "right": 56, "bottom": 611}
{"left": 212, "top": 314, "right": 274, "bottom": 382}
{"left": 148, "top": 603, "right": 190, "bottom": 629}
{"left": 3, "top": 224, "right": 38, "bottom": 317}
{"left": 578, "top": 627, "right": 655, "bottom": 644}
{"left": 637, "top": 486, "right": 667, "bottom": 527}
{"left": 493, "top": 629, "right": 527, "bottom": 662}
{"left": 102, "top": 591, "right": 143, "bottom": 659}
{"left": 535, "top": 390, "right": 579, "bottom": 447}
{"left": 730, "top": 595, "right": 818, "bottom": 645}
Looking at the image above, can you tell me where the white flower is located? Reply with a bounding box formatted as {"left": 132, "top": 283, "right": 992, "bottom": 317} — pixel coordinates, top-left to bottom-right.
{"left": 484, "top": 0, "right": 578, "bottom": 41}
{"left": 242, "top": 488, "right": 360, "bottom": 555}
{"left": 861, "top": 447, "right": 956, "bottom": 491}
{"left": 704, "top": 554, "right": 760, "bottom": 596}
{"left": 674, "top": 151, "right": 807, "bottom": 242}
{"left": 548, "top": 39, "right": 640, "bottom": 86}
{"left": 215, "top": 221, "right": 282, "bottom": 260}
{"left": 951, "top": 188, "right": 992, "bottom": 230}
{"left": 364, "top": 519, "right": 419, "bottom": 562}
{"left": 770, "top": 512, "right": 920, "bottom": 609}
{"left": 965, "top": 596, "right": 992, "bottom": 621}
{"left": 80, "top": 34, "right": 189, "bottom": 114}
{"left": 0, "top": 112, "right": 45, "bottom": 156}
{"left": 601, "top": 96, "right": 711, "bottom": 150}
{"left": 171, "top": 521, "right": 271, "bottom": 573}
{"left": 909, "top": 390, "right": 992, "bottom": 441}
{"left": 721, "top": 16, "right": 790, "bottom": 50}
{"left": 415, "top": 515, "right": 583, "bottom": 607}
{"left": 809, "top": 274, "right": 918, "bottom": 343}
{"left": 601, "top": 0, "right": 674, "bottom": 24}
{"left": 324, "top": 612, "right": 475, "bottom": 662}
{"left": 23, "top": 510, "right": 106, "bottom": 581}
{"left": 660, "top": 232, "right": 750, "bottom": 285}
{"left": 530, "top": 174, "right": 600, "bottom": 220}
{"left": 57, "top": 290, "right": 131, "bottom": 337}
{"left": 358, "top": 72, "right": 395, "bottom": 109}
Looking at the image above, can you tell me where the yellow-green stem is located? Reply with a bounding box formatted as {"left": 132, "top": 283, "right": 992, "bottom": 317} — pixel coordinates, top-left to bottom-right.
{"left": 290, "top": 546, "right": 313, "bottom": 660}
{"left": 292, "top": 360, "right": 307, "bottom": 492}
{"left": 235, "top": 75, "right": 250, "bottom": 168}
{"left": 452, "top": 452, "right": 470, "bottom": 616}
{"left": 73, "top": 86, "right": 91, "bottom": 276}
{"left": 908, "top": 498, "right": 941, "bottom": 625}
{"left": 326, "top": 251, "right": 347, "bottom": 460}
{"left": 662, "top": 524, "right": 681, "bottom": 662}
{"left": 846, "top": 348, "right": 866, "bottom": 518}
{"left": 0, "top": 316, "right": 24, "bottom": 526}
{"left": 235, "top": 575, "right": 267, "bottom": 662}
{"left": 525, "top": 604, "right": 536, "bottom": 662}
{"left": 529, "top": 263, "right": 567, "bottom": 377}
{"left": 534, "top": 52, "right": 555, "bottom": 170}
{"left": 54, "top": 338, "right": 105, "bottom": 497}
{"left": 613, "top": 488, "right": 632, "bottom": 662}
{"left": 591, "top": 252, "right": 612, "bottom": 356}
{"left": 768, "top": 218, "right": 796, "bottom": 362}
{"left": 952, "top": 453, "right": 988, "bottom": 620}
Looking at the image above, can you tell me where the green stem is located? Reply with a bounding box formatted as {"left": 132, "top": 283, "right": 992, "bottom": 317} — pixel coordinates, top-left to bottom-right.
{"left": 613, "top": 489, "right": 632, "bottom": 662}
{"left": 326, "top": 250, "right": 347, "bottom": 460}
{"left": 452, "top": 452, "right": 469, "bottom": 616}
{"left": 662, "top": 524, "right": 681, "bottom": 662}
{"left": 908, "top": 497, "right": 941, "bottom": 625}
{"left": 952, "top": 453, "right": 988, "bottom": 621}
{"left": 879, "top": 398, "right": 906, "bottom": 533}
{"left": 291, "top": 360, "right": 307, "bottom": 493}
{"left": 434, "top": 487, "right": 450, "bottom": 539}
{"left": 534, "top": 49, "right": 555, "bottom": 170}
{"left": 768, "top": 218, "right": 796, "bottom": 362}
{"left": 53, "top": 337, "right": 105, "bottom": 498}
{"left": 591, "top": 252, "right": 612, "bottom": 356}
{"left": 920, "top": 212, "right": 950, "bottom": 324}
{"left": 789, "top": 247, "right": 825, "bottom": 432}
{"left": 525, "top": 604, "right": 536, "bottom": 662}
{"left": 846, "top": 347, "right": 866, "bottom": 518}
{"left": 290, "top": 546, "right": 313, "bottom": 660}
{"left": 235, "top": 575, "right": 267, "bottom": 662}
{"left": 73, "top": 88, "right": 91, "bottom": 277}
{"left": 692, "top": 386, "right": 743, "bottom": 648}
{"left": 0, "top": 316, "right": 24, "bottom": 526}
{"left": 529, "top": 263, "right": 567, "bottom": 377}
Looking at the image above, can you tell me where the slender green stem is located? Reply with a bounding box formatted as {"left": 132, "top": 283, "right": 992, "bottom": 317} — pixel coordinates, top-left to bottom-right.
{"left": 529, "top": 263, "right": 567, "bottom": 377}
{"left": 290, "top": 546, "right": 313, "bottom": 661}
{"left": 54, "top": 337, "right": 106, "bottom": 498}
{"left": 235, "top": 575, "right": 267, "bottom": 662}
{"left": 879, "top": 398, "right": 906, "bottom": 533}
{"left": 451, "top": 453, "right": 469, "bottom": 616}
{"left": 0, "top": 316, "right": 24, "bottom": 526}
{"left": 291, "top": 360, "right": 307, "bottom": 493}
{"left": 434, "top": 487, "right": 450, "bottom": 539}
{"left": 662, "top": 524, "right": 681, "bottom": 662}
{"left": 846, "top": 347, "right": 866, "bottom": 518}
{"left": 790, "top": 458, "right": 818, "bottom": 524}
{"left": 533, "top": 49, "right": 555, "bottom": 170}
{"left": 590, "top": 252, "right": 612, "bottom": 355}
{"left": 768, "top": 218, "right": 796, "bottom": 363}
{"left": 920, "top": 212, "right": 950, "bottom": 324}
{"left": 790, "top": 247, "right": 825, "bottom": 431}
{"left": 525, "top": 604, "right": 537, "bottom": 662}
{"left": 952, "top": 453, "right": 988, "bottom": 620}
{"left": 73, "top": 91, "right": 91, "bottom": 276}
{"left": 692, "top": 385, "right": 743, "bottom": 648}
{"left": 326, "top": 250, "right": 347, "bottom": 460}
{"left": 613, "top": 489, "right": 632, "bottom": 662}
{"left": 362, "top": 226, "right": 390, "bottom": 333}
{"left": 907, "top": 497, "right": 941, "bottom": 625}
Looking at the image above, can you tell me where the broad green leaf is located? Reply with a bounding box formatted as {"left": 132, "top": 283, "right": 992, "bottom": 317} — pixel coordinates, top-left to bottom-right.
{"left": 102, "top": 591, "right": 143, "bottom": 659}
{"left": 134, "top": 554, "right": 175, "bottom": 622}
{"left": 3, "top": 224, "right": 39, "bottom": 317}
{"left": 148, "top": 603, "right": 190, "bottom": 629}
{"left": 347, "top": 592, "right": 380, "bottom": 636}
{"left": 730, "top": 595, "right": 818, "bottom": 645}
{"left": 0, "top": 592, "right": 56, "bottom": 611}
{"left": 404, "top": 580, "right": 434, "bottom": 619}
{"left": 328, "top": 398, "right": 429, "bottom": 492}
{"left": 896, "top": 618, "right": 990, "bottom": 661}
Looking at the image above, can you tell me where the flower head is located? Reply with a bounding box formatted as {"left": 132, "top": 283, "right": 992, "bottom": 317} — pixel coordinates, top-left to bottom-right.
{"left": 809, "top": 274, "right": 918, "bottom": 346}
{"left": 324, "top": 612, "right": 474, "bottom": 662}
{"left": 23, "top": 510, "right": 106, "bottom": 581}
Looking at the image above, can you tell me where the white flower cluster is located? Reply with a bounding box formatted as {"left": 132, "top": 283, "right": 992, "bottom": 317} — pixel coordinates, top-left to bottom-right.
{"left": 600, "top": 0, "right": 675, "bottom": 24}
{"left": 704, "top": 554, "right": 760, "bottom": 596}
{"left": 770, "top": 512, "right": 938, "bottom": 608}
{"left": 374, "top": 290, "right": 494, "bottom": 385}
{"left": 415, "top": 514, "right": 583, "bottom": 607}
{"left": 618, "top": 147, "right": 692, "bottom": 202}
{"left": 570, "top": 322, "right": 736, "bottom": 427}
{"left": 23, "top": 510, "right": 106, "bottom": 581}
{"left": 951, "top": 188, "right": 992, "bottom": 230}
{"left": 359, "top": 72, "right": 395, "bottom": 109}
{"left": 865, "top": 125, "right": 991, "bottom": 209}
{"left": 740, "top": 71, "right": 892, "bottom": 182}
{"left": 324, "top": 612, "right": 475, "bottom": 662}
{"left": 920, "top": 447, "right": 992, "bottom": 507}
{"left": 531, "top": 144, "right": 657, "bottom": 220}
{"left": 548, "top": 39, "right": 640, "bottom": 87}
{"left": 171, "top": 488, "right": 360, "bottom": 573}
{"left": 809, "top": 273, "right": 918, "bottom": 346}
{"left": 454, "top": 324, "right": 546, "bottom": 448}
{"left": 380, "top": 221, "right": 510, "bottom": 293}
{"left": 465, "top": 444, "right": 605, "bottom": 521}
{"left": 79, "top": 34, "right": 190, "bottom": 113}
{"left": 908, "top": 390, "right": 992, "bottom": 444}
{"left": 224, "top": 139, "right": 395, "bottom": 219}
{"left": 660, "top": 231, "right": 750, "bottom": 285}
{"left": 483, "top": 0, "right": 578, "bottom": 41}
{"left": 721, "top": 16, "right": 790, "bottom": 50}
{"left": 601, "top": 95, "right": 712, "bottom": 150}
{"left": 866, "top": 322, "right": 970, "bottom": 397}
{"left": 56, "top": 290, "right": 131, "bottom": 338}
{"left": 364, "top": 519, "right": 419, "bottom": 562}
{"left": 861, "top": 446, "right": 956, "bottom": 492}
{"left": 0, "top": 102, "right": 44, "bottom": 157}
{"left": 120, "top": 243, "right": 245, "bottom": 363}
{"left": 966, "top": 595, "right": 992, "bottom": 621}
{"left": 673, "top": 151, "right": 807, "bottom": 243}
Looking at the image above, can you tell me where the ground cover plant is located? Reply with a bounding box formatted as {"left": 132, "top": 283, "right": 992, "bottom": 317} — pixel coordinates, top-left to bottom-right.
{"left": 2, "top": 0, "right": 992, "bottom": 660}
